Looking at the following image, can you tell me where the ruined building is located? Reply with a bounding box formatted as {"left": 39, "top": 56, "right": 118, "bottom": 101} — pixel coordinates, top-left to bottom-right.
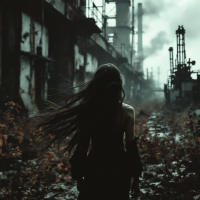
{"left": 0, "top": 0, "right": 155, "bottom": 116}
{"left": 164, "top": 26, "right": 200, "bottom": 108}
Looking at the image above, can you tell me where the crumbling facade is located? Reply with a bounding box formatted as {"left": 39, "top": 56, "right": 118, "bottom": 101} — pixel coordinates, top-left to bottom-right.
{"left": 0, "top": 0, "right": 155, "bottom": 116}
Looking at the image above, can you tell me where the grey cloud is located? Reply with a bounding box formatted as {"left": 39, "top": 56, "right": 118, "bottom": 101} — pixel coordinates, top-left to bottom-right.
{"left": 143, "top": 0, "right": 166, "bottom": 17}
{"left": 168, "top": 0, "right": 200, "bottom": 40}
{"left": 134, "top": 0, "right": 176, "bottom": 17}
{"left": 138, "top": 31, "right": 170, "bottom": 61}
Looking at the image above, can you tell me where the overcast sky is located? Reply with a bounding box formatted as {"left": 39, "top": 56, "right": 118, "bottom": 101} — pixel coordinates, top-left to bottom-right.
{"left": 93, "top": 0, "right": 200, "bottom": 89}
{"left": 134, "top": 0, "right": 200, "bottom": 88}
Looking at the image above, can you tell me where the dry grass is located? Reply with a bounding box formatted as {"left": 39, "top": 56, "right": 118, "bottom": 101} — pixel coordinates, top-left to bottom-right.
{"left": 0, "top": 100, "right": 200, "bottom": 199}
{"left": 0, "top": 101, "right": 73, "bottom": 200}
{"left": 129, "top": 101, "right": 200, "bottom": 199}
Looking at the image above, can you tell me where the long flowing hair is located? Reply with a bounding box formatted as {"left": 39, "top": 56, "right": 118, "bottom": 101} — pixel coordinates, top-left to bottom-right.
{"left": 31, "top": 63, "right": 125, "bottom": 158}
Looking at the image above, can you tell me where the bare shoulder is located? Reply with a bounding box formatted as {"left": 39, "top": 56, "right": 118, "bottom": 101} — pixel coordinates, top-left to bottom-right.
{"left": 122, "top": 103, "right": 135, "bottom": 115}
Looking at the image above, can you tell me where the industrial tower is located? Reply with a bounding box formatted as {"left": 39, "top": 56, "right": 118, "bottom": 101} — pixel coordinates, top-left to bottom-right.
{"left": 164, "top": 25, "right": 200, "bottom": 106}
{"left": 106, "top": 0, "right": 143, "bottom": 73}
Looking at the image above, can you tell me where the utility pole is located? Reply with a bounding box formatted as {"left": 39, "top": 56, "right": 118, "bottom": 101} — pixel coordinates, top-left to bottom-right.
{"left": 151, "top": 67, "right": 153, "bottom": 80}
{"left": 157, "top": 66, "right": 160, "bottom": 88}
{"left": 146, "top": 68, "right": 148, "bottom": 80}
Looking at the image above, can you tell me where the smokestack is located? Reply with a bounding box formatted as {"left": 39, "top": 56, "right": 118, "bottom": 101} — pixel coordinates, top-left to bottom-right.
{"left": 138, "top": 3, "right": 143, "bottom": 73}
{"left": 115, "top": 0, "right": 131, "bottom": 63}
{"left": 146, "top": 68, "right": 148, "bottom": 80}
{"left": 169, "top": 47, "right": 174, "bottom": 76}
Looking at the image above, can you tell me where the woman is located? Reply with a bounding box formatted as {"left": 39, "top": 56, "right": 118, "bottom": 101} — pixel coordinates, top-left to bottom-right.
{"left": 32, "top": 63, "right": 143, "bottom": 200}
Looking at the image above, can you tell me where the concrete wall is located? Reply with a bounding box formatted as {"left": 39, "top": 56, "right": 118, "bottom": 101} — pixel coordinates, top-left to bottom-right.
{"left": 74, "top": 44, "right": 85, "bottom": 93}
{"left": 34, "top": 21, "right": 49, "bottom": 57}
{"left": 20, "top": 57, "right": 39, "bottom": 116}
{"left": 74, "top": 45, "right": 84, "bottom": 71}
{"left": 20, "top": 57, "right": 31, "bottom": 95}
{"left": 85, "top": 53, "right": 98, "bottom": 82}
{"left": 20, "top": 12, "right": 49, "bottom": 114}
{"left": 21, "top": 12, "right": 31, "bottom": 52}
{"left": 21, "top": 12, "right": 49, "bottom": 57}
{"left": 86, "top": 53, "right": 98, "bottom": 74}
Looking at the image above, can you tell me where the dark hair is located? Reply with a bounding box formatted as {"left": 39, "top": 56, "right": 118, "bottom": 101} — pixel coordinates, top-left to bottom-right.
{"left": 31, "top": 63, "right": 125, "bottom": 157}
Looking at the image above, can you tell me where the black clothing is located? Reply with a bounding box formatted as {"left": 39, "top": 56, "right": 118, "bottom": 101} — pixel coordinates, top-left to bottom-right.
{"left": 126, "top": 138, "right": 143, "bottom": 178}
{"left": 69, "top": 132, "right": 143, "bottom": 200}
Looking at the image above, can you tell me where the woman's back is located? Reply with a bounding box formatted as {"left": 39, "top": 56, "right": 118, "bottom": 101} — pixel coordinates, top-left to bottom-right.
{"left": 76, "top": 103, "right": 135, "bottom": 200}
{"left": 90, "top": 102, "right": 134, "bottom": 149}
{"left": 33, "top": 63, "right": 142, "bottom": 200}
{"left": 112, "top": 102, "right": 134, "bottom": 141}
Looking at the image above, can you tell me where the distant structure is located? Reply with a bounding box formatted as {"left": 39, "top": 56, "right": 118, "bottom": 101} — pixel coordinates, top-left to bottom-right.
{"left": 106, "top": 0, "right": 132, "bottom": 64}
{"left": 104, "top": 0, "right": 154, "bottom": 101}
{"left": 164, "top": 25, "right": 200, "bottom": 107}
{"left": 137, "top": 3, "right": 143, "bottom": 73}
{"left": 157, "top": 67, "right": 160, "bottom": 88}
{"left": 0, "top": 0, "right": 155, "bottom": 115}
{"left": 146, "top": 68, "right": 149, "bottom": 80}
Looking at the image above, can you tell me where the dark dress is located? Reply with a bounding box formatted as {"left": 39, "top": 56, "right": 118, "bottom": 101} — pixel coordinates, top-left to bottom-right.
{"left": 69, "top": 131, "right": 142, "bottom": 200}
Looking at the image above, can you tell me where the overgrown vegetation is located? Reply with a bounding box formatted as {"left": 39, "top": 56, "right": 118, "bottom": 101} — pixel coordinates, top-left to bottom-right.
{"left": 0, "top": 99, "right": 200, "bottom": 200}
{"left": 134, "top": 102, "right": 200, "bottom": 199}
{"left": 0, "top": 100, "right": 73, "bottom": 200}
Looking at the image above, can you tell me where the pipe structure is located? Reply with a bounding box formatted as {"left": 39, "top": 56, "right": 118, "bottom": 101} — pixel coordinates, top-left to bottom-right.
{"left": 137, "top": 3, "right": 143, "bottom": 73}
{"left": 169, "top": 47, "right": 174, "bottom": 75}
{"left": 176, "top": 25, "right": 186, "bottom": 67}
{"left": 146, "top": 68, "right": 148, "bottom": 80}
{"left": 151, "top": 67, "right": 153, "bottom": 80}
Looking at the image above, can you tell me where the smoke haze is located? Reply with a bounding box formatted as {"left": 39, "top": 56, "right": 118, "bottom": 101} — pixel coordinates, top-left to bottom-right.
{"left": 137, "top": 31, "right": 170, "bottom": 61}
{"left": 144, "top": 31, "right": 169, "bottom": 58}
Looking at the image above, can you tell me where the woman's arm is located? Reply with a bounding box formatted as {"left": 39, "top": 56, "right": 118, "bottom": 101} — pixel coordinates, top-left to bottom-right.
{"left": 125, "top": 106, "right": 135, "bottom": 143}
{"left": 125, "top": 107, "right": 142, "bottom": 195}
{"left": 69, "top": 134, "right": 90, "bottom": 180}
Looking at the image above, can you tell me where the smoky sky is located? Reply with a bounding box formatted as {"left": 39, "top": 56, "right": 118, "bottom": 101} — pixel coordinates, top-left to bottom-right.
{"left": 140, "top": 1, "right": 165, "bottom": 17}
{"left": 135, "top": 0, "right": 176, "bottom": 17}
{"left": 105, "top": 0, "right": 200, "bottom": 86}
{"left": 137, "top": 31, "right": 169, "bottom": 61}
{"left": 135, "top": 0, "right": 200, "bottom": 86}
{"left": 168, "top": 0, "right": 200, "bottom": 40}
